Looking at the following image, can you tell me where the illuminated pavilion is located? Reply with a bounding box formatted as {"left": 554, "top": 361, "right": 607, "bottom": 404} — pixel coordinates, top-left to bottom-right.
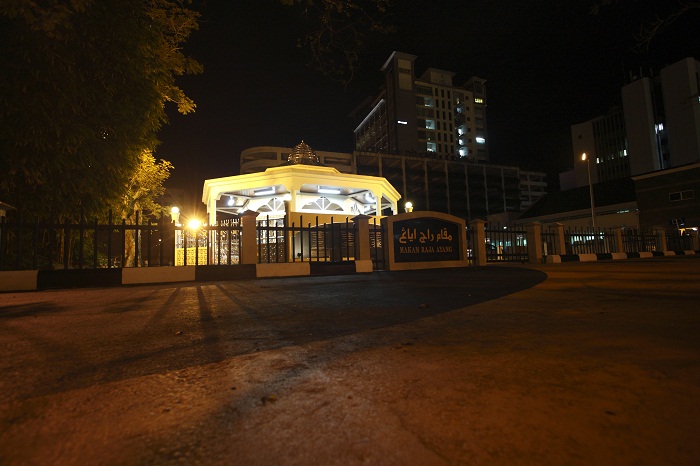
{"left": 202, "top": 141, "right": 401, "bottom": 226}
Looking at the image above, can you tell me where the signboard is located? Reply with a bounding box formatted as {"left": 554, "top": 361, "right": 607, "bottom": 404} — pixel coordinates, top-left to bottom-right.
{"left": 393, "top": 217, "right": 461, "bottom": 262}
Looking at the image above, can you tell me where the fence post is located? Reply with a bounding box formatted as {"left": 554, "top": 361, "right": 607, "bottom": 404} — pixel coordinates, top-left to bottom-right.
{"left": 614, "top": 228, "right": 624, "bottom": 253}
{"left": 689, "top": 230, "right": 699, "bottom": 252}
{"left": 657, "top": 228, "right": 668, "bottom": 252}
{"left": 352, "top": 214, "right": 371, "bottom": 261}
{"left": 239, "top": 210, "right": 259, "bottom": 265}
{"left": 525, "top": 222, "right": 543, "bottom": 264}
{"left": 554, "top": 223, "right": 566, "bottom": 255}
{"left": 469, "top": 219, "right": 487, "bottom": 266}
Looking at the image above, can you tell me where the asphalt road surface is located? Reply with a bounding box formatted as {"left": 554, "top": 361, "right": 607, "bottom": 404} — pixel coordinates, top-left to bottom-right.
{"left": 1, "top": 256, "right": 699, "bottom": 465}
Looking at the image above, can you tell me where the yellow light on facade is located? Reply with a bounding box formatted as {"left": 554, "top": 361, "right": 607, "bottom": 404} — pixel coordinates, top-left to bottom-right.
{"left": 187, "top": 219, "right": 201, "bottom": 230}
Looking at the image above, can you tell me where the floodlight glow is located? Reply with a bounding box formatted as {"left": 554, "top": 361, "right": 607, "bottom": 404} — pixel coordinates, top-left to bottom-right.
{"left": 476, "top": 137, "right": 486, "bottom": 144}
{"left": 187, "top": 219, "right": 201, "bottom": 230}
{"left": 227, "top": 196, "right": 234, "bottom": 206}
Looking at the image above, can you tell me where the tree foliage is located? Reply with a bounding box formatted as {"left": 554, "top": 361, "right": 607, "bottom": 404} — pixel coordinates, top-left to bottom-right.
{"left": 591, "top": 0, "right": 700, "bottom": 50}
{"left": 0, "top": 0, "right": 200, "bottom": 221}
{"left": 110, "top": 150, "right": 174, "bottom": 221}
{"left": 281, "top": 0, "right": 394, "bottom": 86}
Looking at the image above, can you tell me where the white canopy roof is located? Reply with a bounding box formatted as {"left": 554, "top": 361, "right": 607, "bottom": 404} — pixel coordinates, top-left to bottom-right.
{"left": 202, "top": 163, "right": 401, "bottom": 225}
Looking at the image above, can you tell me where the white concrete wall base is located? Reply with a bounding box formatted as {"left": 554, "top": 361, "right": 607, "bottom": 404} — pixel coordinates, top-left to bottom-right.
{"left": 663, "top": 251, "right": 676, "bottom": 256}
{"left": 638, "top": 252, "right": 654, "bottom": 258}
{"left": 546, "top": 255, "right": 562, "bottom": 263}
{"left": 354, "top": 260, "right": 373, "bottom": 273}
{"left": 256, "top": 262, "right": 310, "bottom": 277}
{"left": 611, "top": 253, "right": 627, "bottom": 260}
{"left": 122, "top": 266, "right": 196, "bottom": 285}
{"left": 0, "top": 270, "right": 38, "bottom": 291}
{"left": 682, "top": 250, "right": 696, "bottom": 255}
{"left": 578, "top": 254, "right": 598, "bottom": 262}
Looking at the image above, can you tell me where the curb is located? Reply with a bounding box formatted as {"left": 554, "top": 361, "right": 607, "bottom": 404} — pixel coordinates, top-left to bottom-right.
{"left": 546, "top": 250, "right": 698, "bottom": 263}
{"left": 0, "top": 260, "right": 373, "bottom": 293}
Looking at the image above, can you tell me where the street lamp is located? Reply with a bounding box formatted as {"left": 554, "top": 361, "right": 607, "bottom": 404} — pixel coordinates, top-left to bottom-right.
{"left": 405, "top": 201, "right": 413, "bottom": 213}
{"left": 581, "top": 153, "right": 596, "bottom": 229}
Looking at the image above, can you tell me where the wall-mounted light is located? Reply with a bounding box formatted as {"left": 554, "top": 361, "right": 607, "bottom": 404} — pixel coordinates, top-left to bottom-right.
{"left": 405, "top": 201, "right": 413, "bottom": 213}
{"left": 318, "top": 188, "right": 341, "bottom": 195}
{"left": 227, "top": 196, "right": 234, "bottom": 206}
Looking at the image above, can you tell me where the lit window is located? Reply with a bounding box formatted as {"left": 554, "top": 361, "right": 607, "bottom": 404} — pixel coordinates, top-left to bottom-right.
{"left": 427, "top": 142, "right": 436, "bottom": 152}
{"left": 474, "top": 98, "right": 484, "bottom": 104}
{"left": 425, "top": 120, "right": 435, "bottom": 130}
{"left": 398, "top": 120, "right": 408, "bottom": 125}
{"left": 476, "top": 137, "right": 485, "bottom": 144}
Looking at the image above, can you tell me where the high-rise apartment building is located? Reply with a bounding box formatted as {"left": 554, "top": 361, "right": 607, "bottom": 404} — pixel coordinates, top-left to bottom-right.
{"left": 569, "top": 56, "right": 700, "bottom": 189}
{"left": 238, "top": 53, "right": 547, "bottom": 221}
{"left": 570, "top": 107, "right": 628, "bottom": 187}
{"left": 354, "top": 52, "right": 489, "bottom": 162}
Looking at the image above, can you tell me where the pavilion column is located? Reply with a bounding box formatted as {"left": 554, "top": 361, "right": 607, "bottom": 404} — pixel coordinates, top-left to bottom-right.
{"left": 208, "top": 195, "right": 218, "bottom": 226}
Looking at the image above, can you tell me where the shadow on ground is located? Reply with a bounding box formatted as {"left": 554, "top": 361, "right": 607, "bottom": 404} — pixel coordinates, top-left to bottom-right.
{"left": 0, "top": 266, "right": 547, "bottom": 399}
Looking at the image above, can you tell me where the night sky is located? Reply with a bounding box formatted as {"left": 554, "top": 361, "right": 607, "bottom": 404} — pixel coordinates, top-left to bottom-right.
{"left": 157, "top": 0, "right": 699, "bottom": 195}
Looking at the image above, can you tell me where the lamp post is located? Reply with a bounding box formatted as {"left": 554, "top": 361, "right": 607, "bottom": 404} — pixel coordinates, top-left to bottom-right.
{"left": 581, "top": 153, "right": 596, "bottom": 229}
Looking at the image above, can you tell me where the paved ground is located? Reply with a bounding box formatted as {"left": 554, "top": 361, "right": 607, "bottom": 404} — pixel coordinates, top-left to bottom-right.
{"left": 1, "top": 256, "right": 699, "bottom": 465}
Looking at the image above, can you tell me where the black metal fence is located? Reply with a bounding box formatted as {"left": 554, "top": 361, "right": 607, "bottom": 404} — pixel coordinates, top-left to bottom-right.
{"left": 565, "top": 227, "right": 617, "bottom": 254}
{"left": 255, "top": 216, "right": 357, "bottom": 264}
{"left": 541, "top": 225, "right": 562, "bottom": 258}
{"left": 0, "top": 211, "right": 177, "bottom": 271}
{"left": 0, "top": 212, "right": 382, "bottom": 271}
{"left": 621, "top": 228, "right": 659, "bottom": 253}
{"left": 484, "top": 223, "right": 528, "bottom": 262}
{"left": 666, "top": 232, "right": 694, "bottom": 251}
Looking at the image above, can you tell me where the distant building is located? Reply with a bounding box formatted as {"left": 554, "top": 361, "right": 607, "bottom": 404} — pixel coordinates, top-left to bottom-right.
{"left": 570, "top": 107, "right": 627, "bottom": 188}
{"left": 516, "top": 178, "right": 638, "bottom": 229}
{"left": 352, "top": 51, "right": 490, "bottom": 163}
{"left": 240, "top": 146, "right": 546, "bottom": 221}
{"left": 633, "top": 162, "right": 700, "bottom": 229}
{"left": 567, "top": 56, "right": 700, "bottom": 189}
{"left": 539, "top": 56, "right": 700, "bottom": 230}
